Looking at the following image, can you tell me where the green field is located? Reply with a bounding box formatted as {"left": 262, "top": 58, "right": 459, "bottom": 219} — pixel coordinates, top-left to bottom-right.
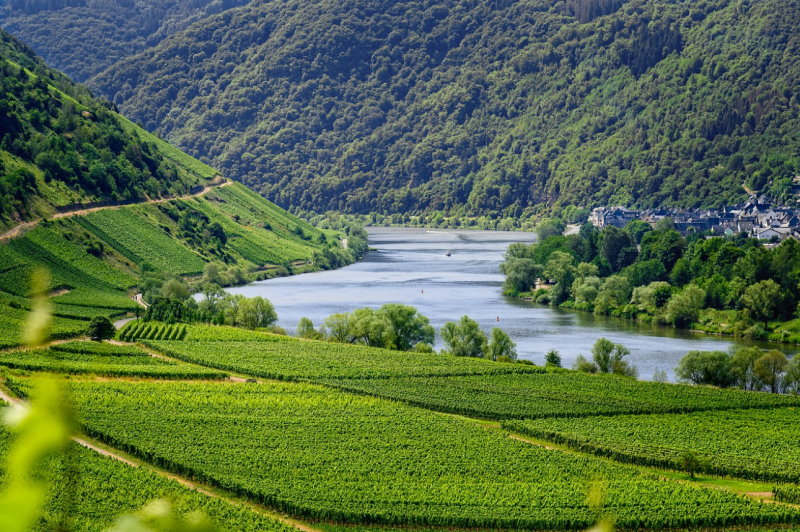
{"left": 505, "top": 408, "right": 800, "bottom": 483}
{"left": 0, "top": 429, "right": 291, "bottom": 531}
{"left": 0, "top": 341, "right": 227, "bottom": 379}
{"left": 321, "top": 372, "right": 800, "bottom": 420}
{"left": 59, "top": 378, "right": 798, "bottom": 529}
{"left": 77, "top": 207, "right": 207, "bottom": 275}
{"left": 0, "top": 302, "right": 90, "bottom": 349}
{"left": 146, "top": 334, "right": 541, "bottom": 380}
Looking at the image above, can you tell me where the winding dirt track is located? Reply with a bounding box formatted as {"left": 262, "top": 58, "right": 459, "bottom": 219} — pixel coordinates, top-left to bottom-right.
{"left": 0, "top": 181, "right": 231, "bottom": 242}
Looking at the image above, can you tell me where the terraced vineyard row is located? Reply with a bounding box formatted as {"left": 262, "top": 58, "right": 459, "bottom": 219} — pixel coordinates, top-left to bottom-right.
{"left": 321, "top": 372, "right": 800, "bottom": 420}
{"left": 77, "top": 207, "right": 207, "bottom": 275}
{"left": 146, "top": 334, "right": 542, "bottom": 380}
{"left": 0, "top": 429, "right": 292, "bottom": 531}
{"left": 504, "top": 408, "right": 800, "bottom": 483}
{"left": 119, "top": 322, "right": 187, "bottom": 342}
{"left": 0, "top": 341, "right": 226, "bottom": 379}
{"left": 0, "top": 302, "right": 90, "bottom": 349}
{"left": 56, "top": 378, "right": 799, "bottom": 530}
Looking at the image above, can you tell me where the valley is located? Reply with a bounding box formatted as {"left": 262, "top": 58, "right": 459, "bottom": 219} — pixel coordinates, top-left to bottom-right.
{"left": 1, "top": 2, "right": 799, "bottom": 530}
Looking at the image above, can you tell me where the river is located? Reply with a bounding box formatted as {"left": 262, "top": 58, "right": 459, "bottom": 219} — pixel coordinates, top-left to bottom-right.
{"left": 226, "top": 227, "right": 795, "bottom": 381}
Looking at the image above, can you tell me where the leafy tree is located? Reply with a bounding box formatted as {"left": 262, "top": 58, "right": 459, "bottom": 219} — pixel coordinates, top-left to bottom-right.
{"left": 665, "top": 285, "right": 705, "bottom": 327}
{"left": 296, "top": 317, "right": 322, "bottom": 340}
{"left": 535, "top": 218, "right": 566, "bottom": 240}
{"left": 347, "top": 307, "right": 394, "bottom": 348}
{"left": 543, "top": 251, "right": 576, "bottom": 304}
{"left": 680, "top": 451, "right": 703, "bottom": 479}
{"left": 545, "top": 349, "right": 561, "bottom": 367}
{"left": 235, "top": 296, "right": 277, "bottom": 330}
{"left": 574, "top": 355, "right": 598, "bottom": 373}
{"left": 754, "top": 350, "right": 788, "bottom": 393}
{"left": 625, "top": 219, "right": 653, "bottom": 244}
{"left": 87, "top": 316, "right": 115, "bottom": 341}
{"left": 486, "top": 328, "right": 517, "bottom": 362}
{"left": 160, "top": 278, "right": 191, "bottom": 302}
{"left": 675, "top": 350, "right": 732, "bottom": 387}
{"left": 640, "top": 229, "right": 686, "bottom": 272}
{"left": 323, "top": 313, "right": 353, "bottom": 343}
{"left": 591, "top": 338, "right": 636, "bottom": 377}
{"left": 600, "top": 227, "right": 638, "bottom": 272}
{"left": 730, "top": 347, "right": 762, "bottom": 390}
{"left": 785, "top": 355, "right": 800, "bottom": 395}
{"left": 740, "top": 280, "right": 783, "bottom": 327}
{"left": 501, "top": 258, "right": 540, "bottom": 295}
{"left": 440, "top": 316, "right": 486, "bottom": 358}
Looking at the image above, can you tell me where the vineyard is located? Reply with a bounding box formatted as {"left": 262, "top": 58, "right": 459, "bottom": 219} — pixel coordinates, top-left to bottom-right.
{"left": 0, "top": 341, "right": 226, "bottom": 379}
{"left": 146, "top": 334, "right": 541, "bottom": 380}
{"left": 504, "top": 408, "right": 800, "bottom": 482}
{"left": 775, "top": 485, "right": 800, "bottom": 504}
{"left": 321, "top": 372, "right": 800, "bottom": 420}
{"left": 0, "top": 302, "right": 90, "bottom": 349}
{"left": 0, "top": 429, "right": 292, "bottom": 531}
{"left": 77, "top": 207, "right": 207, "bottom": 275}
{"left": 119, "top": 322, "right": 187, "bottom": 342}
{"left": 56, "top": 378, "right": 799, "bottom": 530}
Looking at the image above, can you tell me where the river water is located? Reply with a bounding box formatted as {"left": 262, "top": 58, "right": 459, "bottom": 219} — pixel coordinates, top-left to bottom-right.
{"left": 226, "top": 227, "right": 795, "bottom": 381}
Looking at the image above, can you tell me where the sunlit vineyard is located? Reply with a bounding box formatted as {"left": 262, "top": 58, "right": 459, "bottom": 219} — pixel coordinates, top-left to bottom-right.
{"left": 505, "top": 408, "right": 800, "bottom": 482}
{"left": 0, "top": 341, "right": 226, "bottom": 379}
{"left": 0, "top": 429, "right": 292, "bottom": 531}
{"left": 322, "top": 372, "right": 800, "bottom": 420}
{"left": 119, "top": 322, "right": 187, "bottom": 342}
{"left": 55, "top": 378, "right": 799, "bottom": 529}
{"left": 147, "top": 334, "right": 540, "bottom": 380}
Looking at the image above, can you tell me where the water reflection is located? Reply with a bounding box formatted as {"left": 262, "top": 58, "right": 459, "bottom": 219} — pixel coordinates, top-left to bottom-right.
{"left": 225, "top": 227, "right": 796, "bottom": 381}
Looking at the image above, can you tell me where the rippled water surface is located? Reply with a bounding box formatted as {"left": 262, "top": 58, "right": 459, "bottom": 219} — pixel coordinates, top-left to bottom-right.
{"left": 227, "top": 227, "right": 795, "bottom": 381}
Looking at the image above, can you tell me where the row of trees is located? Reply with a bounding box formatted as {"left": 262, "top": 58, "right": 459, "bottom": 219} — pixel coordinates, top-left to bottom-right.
{"left": 503, "top": 220, "right": 800, "bottom": 338}
{"left": 676, "top": 348, "right": 800, "bottom": 394}
{"left": 297, "top": 308, "right": 521, "bottom": 363}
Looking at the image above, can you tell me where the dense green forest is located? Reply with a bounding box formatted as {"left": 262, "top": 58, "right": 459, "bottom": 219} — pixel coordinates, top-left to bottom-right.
{"left": 0, "top": 0, "right": 250, "bottom": 82}
{"left": 0, "top": 28, "right": 220, "bottom": 228}
{"left": 503, "top": 219, "right": 800, "bottom": 342}
{"left": 6, "top": 0, "right": 796, "bottom": 217}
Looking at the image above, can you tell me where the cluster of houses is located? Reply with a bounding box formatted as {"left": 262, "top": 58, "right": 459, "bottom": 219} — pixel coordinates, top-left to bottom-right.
{"left": 589, "top": 194, "right": 800, "bottom": 243}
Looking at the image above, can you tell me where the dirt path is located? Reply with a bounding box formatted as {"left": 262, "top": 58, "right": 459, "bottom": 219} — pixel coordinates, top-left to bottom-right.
{"left": 0, "top": 180, "right": 231, "bottom": 242}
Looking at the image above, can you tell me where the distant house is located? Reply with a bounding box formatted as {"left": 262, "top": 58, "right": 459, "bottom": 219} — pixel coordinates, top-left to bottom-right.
{"left": 590, "top": 206, "right": 640, "bottom": 228}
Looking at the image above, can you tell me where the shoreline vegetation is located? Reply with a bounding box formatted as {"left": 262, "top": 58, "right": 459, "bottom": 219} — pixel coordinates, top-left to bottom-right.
{"left": 502, "top": 217, "right": 800, "bottom": 346}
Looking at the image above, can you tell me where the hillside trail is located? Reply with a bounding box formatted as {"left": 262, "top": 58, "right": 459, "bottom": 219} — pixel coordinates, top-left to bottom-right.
{"left": 0, "top": 180, "right": 232, "bottom": 242}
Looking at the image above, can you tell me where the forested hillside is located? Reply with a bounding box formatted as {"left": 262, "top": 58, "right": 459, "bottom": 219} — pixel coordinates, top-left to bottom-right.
{"left": 0, "top": 28, "right": 222, "bottom": 229}
{"left": 9, "top": 0, "right": 792, "bottom": 217}
{"left": 3, "top": 0, "right": 799, "bottom": 218}
{"left": 0, "top": 0, "right": 251, "bottom": 82}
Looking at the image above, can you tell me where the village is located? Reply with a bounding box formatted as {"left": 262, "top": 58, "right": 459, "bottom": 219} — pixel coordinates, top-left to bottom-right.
{"left": 590, "top": 192, "right": 800, "bottom": 243}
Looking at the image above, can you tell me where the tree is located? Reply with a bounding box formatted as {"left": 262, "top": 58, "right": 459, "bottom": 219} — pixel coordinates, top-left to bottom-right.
{"left": 440, "top": 316, "right": 487, "bottom": 358}
{"left": 591, "top": 338, "right": 636, "bottom": 377}
{"left": 87, "top": 316, "right": 115, "bottom": 341}
{"left": 535, "top": 218, "right": 565, "bottom": 240}
{"left": 754, "top": 350, "right": 788, "bottom": 393}
{"left": 236, "top": 296, "right": 277, "bottom": 330}
{"left": 784, "top": 355, "right": 800, "bottom": 394}
{"left": 675, "top": 350, "right": 732, "bottom": 387}
{"left": 730, "top": 347, "right": 762, "bottom": 390}
{"left": 379, "top": 304, "right": 434, "bottom": 351}
{"left": 346, "top": 307, "right": 393, "bottom": 348}
{"left": 486, "top": 328, "right": 517, "bottom": 361}
{"left": 574, "top": 355, "right": 598, "bottom": 373}
{"left": 680, "top": 451, "right": 703, "bottom": 478}
{"left": 665, "top": 285, "right": 705, "bottom": 327}
{"left": 625, "top": 219, "right": 653, "bottom": 244}
{"left": 500, "top": 258, "right": 540, "bottom": 294}
{"left": 600, "top": 226, "right": 638, "bottom": 272}
{"left": 545, "top": 349, "right": 561, "bottom": 367}
{"left": 296, "top": 317, "right": 321, "bottom": 339}
{"left": 640, "top": 229, "right": 686, "bottom": 272}
{"left": 324, "top": 313, "right": 353, "bottom": 343}
{"left": 740, "top": 280, "right": 782, "bottom": 328}
{"left": 160, "top": 278, "right": 190, "bottom": 301}
{"left": 543, "top": 251, "right": 576, "bottom": 304}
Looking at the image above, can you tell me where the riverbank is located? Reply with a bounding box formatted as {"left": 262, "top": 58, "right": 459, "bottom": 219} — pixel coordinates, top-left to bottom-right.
{"left": 517, "top": 293, "right": 800, "bottom": 348}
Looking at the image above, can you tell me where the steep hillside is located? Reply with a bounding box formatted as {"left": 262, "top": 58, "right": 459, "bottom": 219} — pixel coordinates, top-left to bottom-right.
{"left": 0, "top": 28, "right": 219, "bottom": 229}
{"left": 49, "top": 0, "right": 800, "bottom": 217}
{"left": 0, "top": 0, "right": 250, "bottom": 82}
{"left": 0, "top": 29, "right": 359, "bottom": 349}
